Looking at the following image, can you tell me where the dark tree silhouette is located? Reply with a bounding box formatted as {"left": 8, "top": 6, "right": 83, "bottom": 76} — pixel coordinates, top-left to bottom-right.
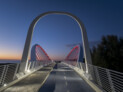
{"left": 91, "top": 35, "right": 123, "bottom": 72}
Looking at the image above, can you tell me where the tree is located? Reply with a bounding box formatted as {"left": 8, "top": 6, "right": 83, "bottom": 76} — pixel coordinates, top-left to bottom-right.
{"left": 91, "top": 35, "right": 123, "bottom": 72}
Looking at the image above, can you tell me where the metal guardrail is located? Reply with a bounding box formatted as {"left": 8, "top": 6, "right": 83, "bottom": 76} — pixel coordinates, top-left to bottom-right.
{"left": 27, "top": 61, "right": 52, "bottom": 70}
{"left": 64, "top": 61, "right": 123, "bottom": 92}
{"left": 87, "top": 64, "right": 123, "bottom": 92}
{"left": 0, "top": 64, "right": 19, "bottom": 86}
{"left": 0, "top": 65, "right": 6, "bottom": 85}
{"left": 0, "top": 60, "right": 52, "bottom": 89}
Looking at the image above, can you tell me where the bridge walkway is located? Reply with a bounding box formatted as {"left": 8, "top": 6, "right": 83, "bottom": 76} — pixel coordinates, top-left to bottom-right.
{"left": 38, "top": 63, "right": 95, "bottom": 92}
{"left": 2, "top": 63, "right": 55, "bottom": 92}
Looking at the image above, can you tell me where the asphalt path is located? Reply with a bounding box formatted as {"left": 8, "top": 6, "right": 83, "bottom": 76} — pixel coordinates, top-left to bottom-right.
{"left": 38, "top": 63, "right": 95, "bottom": 92}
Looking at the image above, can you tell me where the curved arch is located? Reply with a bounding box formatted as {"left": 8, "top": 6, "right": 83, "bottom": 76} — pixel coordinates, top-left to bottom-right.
{"left": 65, "top": 45, "right": 80, "bottom": 61}
{"left": 31, "top": 44, "right": 51, "bottom": 61}
{"left": 19, "top": 11, "right": 92, "bottom": 73}
{"left": 65, "top": 45, "right": 80, "bottom": 66}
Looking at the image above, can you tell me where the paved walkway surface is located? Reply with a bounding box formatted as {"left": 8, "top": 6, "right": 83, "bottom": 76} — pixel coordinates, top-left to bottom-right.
{"left": 2, "top": 63, "right": 55, "bottom": 92}
{"left": 38, "top": 63, "right": 95, "bottom": 92}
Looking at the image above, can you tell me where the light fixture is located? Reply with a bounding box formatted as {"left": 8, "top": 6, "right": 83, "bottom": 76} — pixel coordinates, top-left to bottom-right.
{"left": 27, "top": 70, "right": 31, "bottom": 73}
{"left": 3, "top": 84, "right": 7, "bottom": 87}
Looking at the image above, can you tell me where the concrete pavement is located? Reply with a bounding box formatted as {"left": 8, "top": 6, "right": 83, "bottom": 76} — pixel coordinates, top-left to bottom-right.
{"left": 2, "top": 63, "right": 55, "bottom": 92}
{"left": 38, "top": 63, "right": 95, "bottom": 92}
{"left": 2, "top": 63, "right": 95, "bottom": 92}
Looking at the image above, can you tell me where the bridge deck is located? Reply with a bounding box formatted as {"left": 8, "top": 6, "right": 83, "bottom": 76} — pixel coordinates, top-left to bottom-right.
{"left": 3, "top": 63, "right": 95, "bottom": 92}
{"left": 2, "top": 63, "right": 55, "bottom": 92}
{"left": 39, "top": 63, "right": 95, "bottom": 92}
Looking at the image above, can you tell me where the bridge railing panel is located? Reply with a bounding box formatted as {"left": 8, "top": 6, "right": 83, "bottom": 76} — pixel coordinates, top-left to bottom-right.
{"left": 0, "top": 64, "right": 18, "bottom": 86}
{"left": 0, "top": 65, "right": 6, "bottom": 85}
{"left": 109, "top": 69, "right": 123, "bottom": 91}
{"left": 0, "top": 60, "right": 53, "bottom": 89}
{"left": 86, "top": 63, "right": 123, "bottom": 92}
{"left": 90, "top": 65, "right": 112, "bottom": 92}
{"left": 3, "top": 64, "right": 18, "bottom": 84}
{"left": 63, "top": 61, "right": 123, "bottom": 92}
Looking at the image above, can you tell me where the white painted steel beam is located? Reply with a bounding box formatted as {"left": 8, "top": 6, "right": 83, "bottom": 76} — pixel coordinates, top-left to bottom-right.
{"left": 19, "top": 11, "right": 92, "bottom": 73}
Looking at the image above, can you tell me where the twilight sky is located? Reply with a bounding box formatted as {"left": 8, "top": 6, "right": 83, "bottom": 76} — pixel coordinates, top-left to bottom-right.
{"left": 0, "top": 0, "right": 123, "bottom": 60}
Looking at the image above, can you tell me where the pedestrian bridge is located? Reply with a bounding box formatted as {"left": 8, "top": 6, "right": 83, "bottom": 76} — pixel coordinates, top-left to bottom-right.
{"left": 0, "top": 11, "right": 123, "bottom": 92}
{"left": 0, "top": 44, "right": 123, "bottom": 92}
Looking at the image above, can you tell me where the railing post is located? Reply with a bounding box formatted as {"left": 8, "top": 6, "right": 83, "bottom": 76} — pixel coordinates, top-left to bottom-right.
{"left": 13, "top": 63, "right": 19, "bottom": 80}
{"left": 28, "top": 62, "right": 31, "bottom": 70}
{"left": 1, "top": 65, "right": 8, "bottom": 85}
{"left": 94, "top": 66, "right": 102, "bottom": 87}
{"left": 77, "top": 62, "right": 80, "bottom": 69}
{"left": 106, "top": 69, "right": 115, "bottom": 92}
{"left": 0, "top": 65, "right": 6, "bottom": 85}
{"left": 80, "top": 62, "right": 83, "bottom": 69}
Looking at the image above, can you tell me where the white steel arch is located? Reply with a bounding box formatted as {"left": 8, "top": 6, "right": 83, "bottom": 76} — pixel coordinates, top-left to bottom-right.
{"left": 19, "top": 11, "right": 92, "bottom": 73}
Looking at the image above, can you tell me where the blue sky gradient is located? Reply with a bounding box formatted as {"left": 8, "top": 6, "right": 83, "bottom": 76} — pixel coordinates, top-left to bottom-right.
{"left": 0, "top": 0, "right": 123, "bottom": 60}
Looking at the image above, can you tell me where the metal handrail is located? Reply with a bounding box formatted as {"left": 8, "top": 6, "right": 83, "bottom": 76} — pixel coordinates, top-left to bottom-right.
{"left": 0, "top": 64, "right": 18, "bottom": 86}
{"left": 64, "top": 61, "right": 123, "bottom": 92}
{"left": 0, "top": 60, "right": 53, "bottom": 88}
